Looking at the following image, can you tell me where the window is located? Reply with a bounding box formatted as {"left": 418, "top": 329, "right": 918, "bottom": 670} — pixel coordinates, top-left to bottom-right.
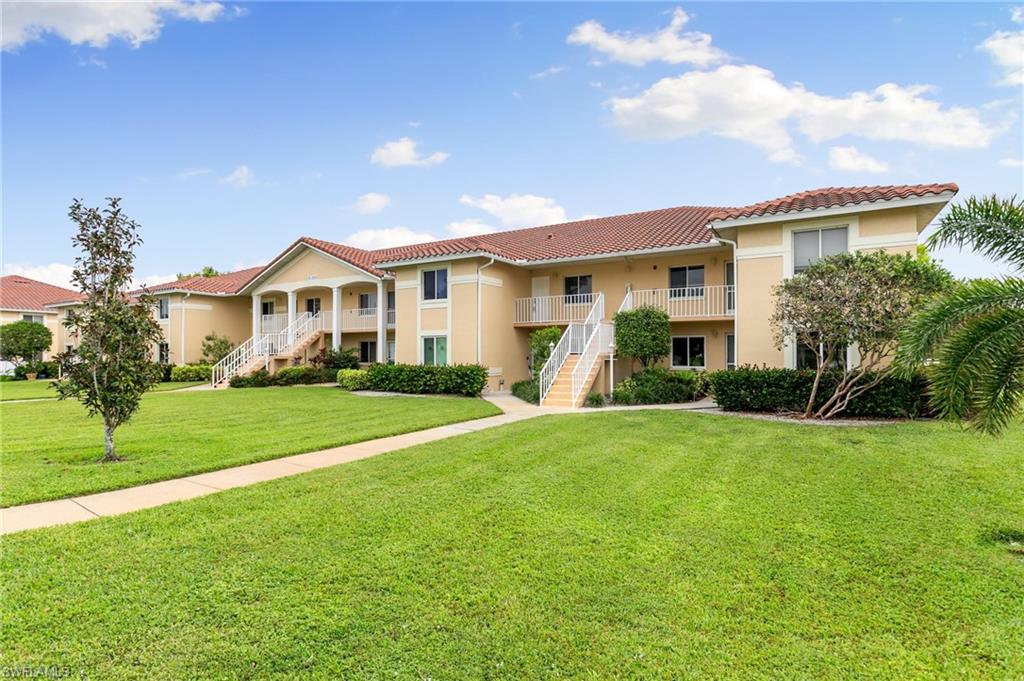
{"left": 726, "top": 334, "right": 736, "bottom": 370}
{"left": 725, "top": 261, "right": 735, "bottom": 312}
{"left": 305, "top": 297, "right": 321, "bottom": 315}
{"left": 423, "top": 336, "right": 448, "bottom": 366}
{"left": 387, "top": 291, "right": 395, "bottom": 311}
{"left": 671, "top": 336, "right": 705, "bottom": 369}
{"left": 158, "top": 298, "right": 170, "bottom": 320}
{"left": 359, "top": 341, "right": 377, "bottom": 364}
{"left": 796, "top": 334, "right": 845, "bottom": 370}
{"left": 21, "top": 314, "right": 44, "bottom": 324}
{"left": 387, "top": 340, "right": 396, "bottom": 364}
{"left": 422, "top": 269, "right": 448, "bottom": 301}
{"left": 563, "top": 275, "right": 593, "bottom": 303}
{"left": 261, "top": 301, "right": 275, "bottom": 316}
{"left": 358, "top": 293, "right": 376, "bottom": 314}
{"left": 793, "top": 226, "right": 848, "bottom": 274}
{"left": 158, "top": 342, "right": 170, "bottom": 364}
{"left": 669, "top": 266, "right": 705, "bottom": 298}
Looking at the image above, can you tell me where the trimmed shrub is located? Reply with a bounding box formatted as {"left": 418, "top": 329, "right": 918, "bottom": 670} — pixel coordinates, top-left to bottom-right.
{"left": 229, "top": 369, "right": 273, "bottom": 388}
{"left": 511, "top": 379, "right": 540, "bottom": 405}
{"left": 613, "top": 306, "right": 671, "bottom": 368}
{"left": 611, "top": 368, "right": 702, "bottom": 405}
{"left": 273, "top": 366, "right": 315, "bottom": 386}
{"left": 337, "top": 368, "right": 369, "bottom": 391}
{"left": 707, "top": 367, "right": 931, "bottom": 418}
{"left": 585, "top": 391, "right": 606, "bottom": 408}
{"left": 170, "top": 364, "right": 212, "bottom": 382}
{"left": 364, "top": 363, "right": 488, "bottom": 397}
{"left": 529, "top": 327, "right": 563, "bottom": 374}
{"left": 311, "top": 346, "right": 359, "bottom": 371}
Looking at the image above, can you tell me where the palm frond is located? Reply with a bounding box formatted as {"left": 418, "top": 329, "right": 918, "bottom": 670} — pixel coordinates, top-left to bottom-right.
{"left": 928, "top": 195, "right": 1024, "bottom": 271}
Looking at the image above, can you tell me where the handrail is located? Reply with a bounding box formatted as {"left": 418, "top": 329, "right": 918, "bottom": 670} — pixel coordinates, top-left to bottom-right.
{"left": 211, "top": 311, "right": 319, "bottom": 386}
{"left": 538, "top": 293, "right": 604, "bottom": 404}
{"left": 211, "top": 335, "right": 260, "bottom": 386}
{"left": 568, "top": 294, "right": 606, "bottom": 405}
{"left": 628, "top": 285, "right": 735, "bottom": 318}
{"left": 514, "top": 293, "right": 597, "bottom": 324}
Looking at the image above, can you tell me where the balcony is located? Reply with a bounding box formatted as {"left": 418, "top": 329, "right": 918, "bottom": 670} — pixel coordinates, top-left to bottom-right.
{"left": 625, "top": 285, "right": 735, "bottom": 320}
{"left": 261, "top": 309, "right": 396, "bottom": 335}
{"left": 514, "top": 294, "right": 597, "bottom": 326}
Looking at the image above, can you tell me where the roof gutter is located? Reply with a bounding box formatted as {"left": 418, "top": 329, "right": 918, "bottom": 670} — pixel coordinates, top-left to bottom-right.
{"left": 706, "top": 192, "right": 957, "bottom": 230}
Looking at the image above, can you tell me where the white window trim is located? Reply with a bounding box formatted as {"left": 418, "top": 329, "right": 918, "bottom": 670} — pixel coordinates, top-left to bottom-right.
{"left": 158, "top": 297, "right": 170, "bottom": 320}
{"left": 420, "top": 266, "right": 450, "bottom": 304}
{"left": 421, "top": 334, "right": 449, "bottom": 367}
{"left": 725, "top": 333, "right": 736, "bottom": 370}
{"left": 670, "top": 334, "right": 707, "bottom": 370}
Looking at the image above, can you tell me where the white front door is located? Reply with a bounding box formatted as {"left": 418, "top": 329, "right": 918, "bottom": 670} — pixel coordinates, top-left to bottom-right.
{"left": 531, "top": 276, "right": 550, "bottom": 322}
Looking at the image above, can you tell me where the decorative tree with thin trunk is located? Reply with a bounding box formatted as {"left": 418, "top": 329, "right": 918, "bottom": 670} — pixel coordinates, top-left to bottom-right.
{"left": 54, "top": 198, "right": 165, "bottom": 462}
{"left": 895, "top": 195, "right": 1024, "bottom": 436}
{"left": 771, "top": 250, "right": 953, "bottom": 419}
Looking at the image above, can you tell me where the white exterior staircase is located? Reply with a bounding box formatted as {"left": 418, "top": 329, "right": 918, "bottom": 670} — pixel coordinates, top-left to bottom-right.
{"left": 211, "top": 311, "right": 327, "bottom": 387}
{"left": 537, "top": 294, "right": 615, "bottom": 408}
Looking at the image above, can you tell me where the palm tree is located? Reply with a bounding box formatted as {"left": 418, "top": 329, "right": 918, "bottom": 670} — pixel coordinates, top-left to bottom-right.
{"left": 896, "top": 195, "right": 1024, "bottom": 436}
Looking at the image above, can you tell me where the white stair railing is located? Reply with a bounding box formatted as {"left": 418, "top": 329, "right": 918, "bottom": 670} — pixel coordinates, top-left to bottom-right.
{"left": 568, "top": 295, "right": 607, "bottom": 405}
{"left": 211, "top": 335, "right": 266, "bottom": 386}
{"left": 211, "top": 312, "right": 324, "bottom": 386}
{"left": 538, "top": 293, "right": 604, "bottom": 404}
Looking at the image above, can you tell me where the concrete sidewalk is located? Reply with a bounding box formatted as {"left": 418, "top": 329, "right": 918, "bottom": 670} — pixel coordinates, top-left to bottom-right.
{"left": 0, "top": 394, "right": 718, "bottom": 535}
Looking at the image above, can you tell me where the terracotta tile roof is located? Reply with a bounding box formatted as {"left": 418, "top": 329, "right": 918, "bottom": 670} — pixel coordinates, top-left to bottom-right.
{"left": 142, "top": 266, "right": 266, "bottom": 295}
{"left": 0, "top": 275, "right": 81, "bottom": 312}
{"left": 708, "top": 183, "right": 958, "bottom": 223}
{"left": 298, "top": 237, "right": 389, "bottom": 277}
{"left": 371, "top": 205, "right": 725, "bottom": 265}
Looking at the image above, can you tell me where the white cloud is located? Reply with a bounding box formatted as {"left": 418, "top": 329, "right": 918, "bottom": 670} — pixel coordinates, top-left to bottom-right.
{"left": 999, "top": 157, "right": 1024, "bottom": 167}
{"left": 459, "top": 193, "right": 567, "bottom": 228}
{"left": 407, "top": 121, "right": 421, "bottom": 128}
{"left": 1013, "top": 6, "right": 1024, "bottom": 24}
{"left": 979, "top": 28, "right": 1024, "bottom": 86}
{"left": 178, "top": 167, "right": 212, "bottom": 180}
{"left": 353, "top": 192, "right": 391, "bottom": 214}
{"left": 828, "top": 146, "right": 890, "bottom": 173}
{"left": 3, "top": 262, "right": 75, "bottom": 289}
{"left": 609, "top": 64, "right": 999, "bottom": 163}
{"left": 2, "top": 1, "right": 226, "bottom": 51}
{"left": 220, "top": 164, "right": 254, "bottom": 187}
{"left": 567, "top": 7, "right": 725, "bottom": 67}
{"left": 530, "top": 65, "right": 566, "bottom": 79}
{"left": 370, "top": 137, "right": 448, "bottom": 168}
{"left": 446, "top": 219, "right": 496, "bottom": 237}
{"left": 77, "top": 54, "right": 107, "bottom": 69}
{"left": 343, "top": 227, "right": 439, "bottom": 249}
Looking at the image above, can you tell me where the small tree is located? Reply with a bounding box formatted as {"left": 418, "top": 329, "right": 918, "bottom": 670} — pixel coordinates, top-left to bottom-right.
{"left": 529, "top": 326, "right": 563, "bottom": 375}
{"left": 614, "top": 305, "right": 671, "bottom": 369}
{"left": 771, "top": 251, "right": 953, "bottom": 419}
{"left": 177, "top": 266, "right": 222, "bottom": 280}
{"left": 0, "top": 321, "right": 52, "bottom": 367}
{"left": 200, "top": 332, "right": 234, "bottom": 364}
{"left": 54, "top": 198, "right": 165, "bottom": 462}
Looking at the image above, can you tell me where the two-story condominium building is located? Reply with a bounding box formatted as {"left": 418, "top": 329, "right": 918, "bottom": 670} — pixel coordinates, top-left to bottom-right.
{"left": 46, "top": 182, "right": 959, "bottom": 406}
{"left": 0, "top": 275, "right": 82, "bottom": 369}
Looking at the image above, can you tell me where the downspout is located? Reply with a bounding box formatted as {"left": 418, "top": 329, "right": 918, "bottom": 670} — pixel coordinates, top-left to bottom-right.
{"left": 476, "top": 258, "right": 496, "bottom": 365}
{"left": 179, "top": 292, "right": 192, "bottom": 366}
{"left": 711, "top": 230, "right": 738, "bottom": 367}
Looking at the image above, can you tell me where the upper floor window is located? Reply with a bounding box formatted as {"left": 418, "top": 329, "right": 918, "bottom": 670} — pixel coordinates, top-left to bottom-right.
{"left": 358, "top": 293, "right": 376, "bottom": 313}
{"left": 261, "top": 301, "right": 275, "bottom": 316}
{"left": 21, "top": 314, "right": 44, "bottom": 324}
{"left": 669, "top": 265, "right": 704, "bottom": 298}
{"left": 422, "top": 269, "right": 448, "bottom": 301}
{"left": 793, "top": 226, "right": 848, "bottom": 274}
{"left": 158, "top": 342, "right": 170, "bottom": 364}
{"left": 158, "top": 298, "right": 170, "bottom": 319}
{"left": 305, "top": 297, "right": 321, "bottom": 315}
{"left": 564, "top": 275, "right": 592, "bottom": 303}
{"left": 387, "top": 290, "right": 395, "bottom": 311}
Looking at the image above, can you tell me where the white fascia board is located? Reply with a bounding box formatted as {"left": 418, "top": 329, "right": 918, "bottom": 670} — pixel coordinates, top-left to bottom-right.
{"left": 706, "top": 192, "right": 956, "bottom": 230}
{"left": 239, "top": 242, "right": 387, "bottom": 295}
{"left": 373, "top": 252, "right": 517, "bottom": 269}
{"left": 515, "top": 241, "right": 723, "bottom": 267}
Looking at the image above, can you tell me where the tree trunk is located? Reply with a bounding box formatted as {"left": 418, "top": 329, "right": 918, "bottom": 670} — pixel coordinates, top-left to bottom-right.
{"left": 101, "top": 420, "right": 121, "bottom": 462}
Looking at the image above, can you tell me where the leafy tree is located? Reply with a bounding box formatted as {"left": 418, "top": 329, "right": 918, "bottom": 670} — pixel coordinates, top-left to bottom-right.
{"left": 529, "top": 326, "right": 563, "bottom": 375}
{"left": 177, "top": 266, "right": 222, "bottom": 280}
{"left": 771, "top": 251, "right": 953, "bottom": 420}
{"left": 0, "top": 320, "right": 52, "bottom": 366}
{"left": 54, "top": 198, "right": 165, "bottom": 462}
{"left": 613, "top": 306, "right": 671, "bottom": 369}
{"left": 896, "top": 195, "right": 1024, "bottom": 435}
{"left": 200, "top": 332, "right": 234, "bottom": 364}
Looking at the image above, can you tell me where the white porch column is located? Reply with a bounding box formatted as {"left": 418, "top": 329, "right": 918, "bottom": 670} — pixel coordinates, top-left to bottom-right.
{"left": 251, "top": 293, "right": 261, "bottom": 338}
{"left": 287, "top": 290, "right": 297, "bottom": 346}
{"left": 331, "top": 286, "right": 342, "bottom": 350}
{"left": 376, "top": 279, "right": 386, "bottom": 362}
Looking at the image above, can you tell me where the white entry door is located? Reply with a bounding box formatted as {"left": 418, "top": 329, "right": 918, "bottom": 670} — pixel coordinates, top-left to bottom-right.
{"left": 531, "top": 276, "right": 550, "bottom": 322}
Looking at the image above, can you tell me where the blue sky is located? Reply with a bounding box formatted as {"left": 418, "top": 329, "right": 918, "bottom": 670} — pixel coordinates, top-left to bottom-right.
{"left": 2, "top": 1, "right": 1022, "bottom": 287}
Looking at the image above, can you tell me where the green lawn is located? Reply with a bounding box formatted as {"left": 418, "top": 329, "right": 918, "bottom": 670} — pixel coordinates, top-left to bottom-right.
{"left": 0, "top": 380, "right": 204, "bottom": 401}
{"left": 0, "top": 387, "right": 499, "bottom": 506}
{"left": 3, "top": 411, "right": 1022, "bottom": 679}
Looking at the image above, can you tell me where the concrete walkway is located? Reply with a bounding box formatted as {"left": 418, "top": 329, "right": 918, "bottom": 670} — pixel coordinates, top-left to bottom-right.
{"left": 0, "top": 394, "right": 721, "bottom": 535}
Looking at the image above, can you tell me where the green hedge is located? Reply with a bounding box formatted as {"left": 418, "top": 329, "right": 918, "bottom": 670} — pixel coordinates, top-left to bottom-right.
{"left": 14, "top": 360, "right": 58, "bottom": 379}
{"left": 229, "top": 365, "right": 335, "bottom": 388}
{"left": 170, "top": 364, "right": 212, "bottom": 382}
{"left": 511, "top": 379, "right": 540, "bottom": 405}
{"left": 707, "top": 367, "right": 932, "bottom": 418}
{"left": 364, "top": 363, "right": 488, "bottom": 397}
{"left": 611, "top": 368, "right": 704, "bottom": 405}
{"left": 337, "top": 368, "right": 369, "bottom": 391}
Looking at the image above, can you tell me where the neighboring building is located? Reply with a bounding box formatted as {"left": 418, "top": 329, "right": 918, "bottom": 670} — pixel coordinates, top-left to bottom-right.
{"left": 0, "top": 275, "right": 82, "bottom": 370}
{"left": 44, "top": 182, "right": 959, "bottom": 405}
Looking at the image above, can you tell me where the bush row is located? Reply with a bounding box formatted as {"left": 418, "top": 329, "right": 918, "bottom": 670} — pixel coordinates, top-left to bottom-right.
{"left": 362, "top": 363, "right": 488, "bottom": 397}
{"left": 169, "top": 364, "right": 212, "bottom": 382}
{"left": 611, "top": 368, "right": 707, "bottom": 406}
{"left": 707, "top": 367, "right": 931, "bottom": 418}
{"left": 336, "top": 369, "right": 369, "bottom": 391}
{"left": 511, "top": 379, "right": 540, "bottom": 405}
{"left": 229, "top": 365, "right": 336, "bottom": 388}
{"left": 13, "top": 360, "right": 59, "bottom": 379}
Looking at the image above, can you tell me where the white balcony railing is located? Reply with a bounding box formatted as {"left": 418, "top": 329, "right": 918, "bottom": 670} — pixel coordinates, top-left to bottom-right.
{"left": 514, "top": 294, "right": 597, "bottom": 325}
{"left": 262, "top": 309, "right": 396, "bottom": 334}
{"left": 627, "top": 285, "right": 735, "bottom": 319}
